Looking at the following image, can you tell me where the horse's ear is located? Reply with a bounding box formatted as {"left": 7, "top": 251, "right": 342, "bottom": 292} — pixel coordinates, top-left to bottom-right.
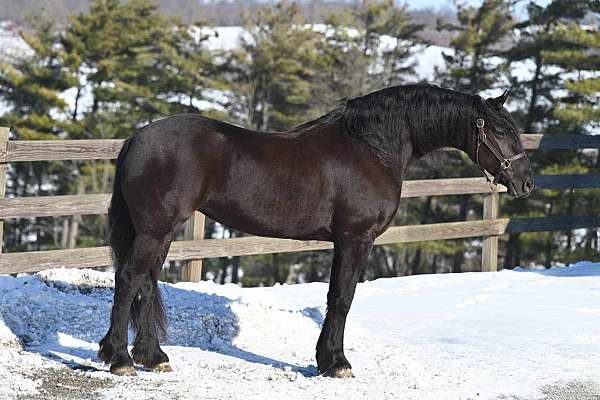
{"left": 487, "top": 90, "right": 510, "bottom": 108}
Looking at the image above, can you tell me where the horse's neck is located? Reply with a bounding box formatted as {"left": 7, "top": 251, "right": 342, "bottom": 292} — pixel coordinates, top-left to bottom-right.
{"left": 409, "top": 112, "right": 474, "bottom": 160}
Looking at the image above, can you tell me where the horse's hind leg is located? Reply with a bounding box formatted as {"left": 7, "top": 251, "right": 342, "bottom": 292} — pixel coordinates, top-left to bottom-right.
{"left": 99, "top": 233, "right": 173, "bottom": 375}
{"left": 316, "top": 236, "right": 373, "bottom": 377}
{"left": 130, "top": 241, "right": 172, "bottom": 371}
{"left": 99, "top": 255, "right": 145, "bottom": 375}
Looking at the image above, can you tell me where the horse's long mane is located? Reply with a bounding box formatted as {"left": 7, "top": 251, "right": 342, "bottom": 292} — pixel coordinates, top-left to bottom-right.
{"left": 293, "top": 84, "right": 485, "bottom": 168}
{"left": 341, "top": 84, "right": 485, "bottom": 166}
{"left": 291, "top": 107, "right": 345, "bottom": 133}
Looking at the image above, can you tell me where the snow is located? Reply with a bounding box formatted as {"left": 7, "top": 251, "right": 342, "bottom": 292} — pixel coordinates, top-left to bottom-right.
{"left": 0, "top": 21, "right": 33, "bottom": 60}
{"left": 201, "top": 26, "right": 249, "bottom": 51}
{"left": 1, "top": 262, "right": 599, "bottom": 399}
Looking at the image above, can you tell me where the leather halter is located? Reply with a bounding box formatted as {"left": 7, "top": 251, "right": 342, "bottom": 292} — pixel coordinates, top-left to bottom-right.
{"left": 475, "top": 118, "right": 526, "bottom": 185}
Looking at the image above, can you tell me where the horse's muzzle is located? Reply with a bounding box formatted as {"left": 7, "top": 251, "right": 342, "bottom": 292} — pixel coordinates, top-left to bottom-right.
{"left": 508, "top": 176, "right": 534, "bottom": 198}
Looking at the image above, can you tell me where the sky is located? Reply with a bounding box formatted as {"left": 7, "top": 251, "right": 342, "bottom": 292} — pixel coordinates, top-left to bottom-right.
{"left": 403, "top": 0, "right": 552, "bottom": 17}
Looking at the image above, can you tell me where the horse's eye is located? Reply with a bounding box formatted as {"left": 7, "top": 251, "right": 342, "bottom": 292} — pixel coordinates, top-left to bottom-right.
{"left": 499, "top": 125, "right": 516, "bottom": 136}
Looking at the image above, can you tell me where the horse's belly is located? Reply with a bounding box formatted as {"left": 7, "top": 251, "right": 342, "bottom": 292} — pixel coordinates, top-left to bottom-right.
{"left": 200, "top": 194, "right": 334, "bottom": 241}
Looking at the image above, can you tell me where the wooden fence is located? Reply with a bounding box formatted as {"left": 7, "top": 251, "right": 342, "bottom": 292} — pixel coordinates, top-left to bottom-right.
{"left": 1, "top": 126, "right": 600, "bottom": 279}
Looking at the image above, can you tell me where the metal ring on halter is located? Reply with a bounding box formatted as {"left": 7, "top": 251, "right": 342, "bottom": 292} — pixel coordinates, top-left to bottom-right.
{"left": 476, "top": 118, "right": 486, "bottom": 141}
{"left": 501, "top": 159, "right": 511, "bottom": 169}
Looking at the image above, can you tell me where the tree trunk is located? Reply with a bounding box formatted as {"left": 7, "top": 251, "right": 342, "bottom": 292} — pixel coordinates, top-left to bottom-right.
{"left": 431, "top": 254, "right": 438, "bottom": 274}
{"left": 525, "top": 53, "right": 543, "bottom": 133}
{"left": 566, "top": 189, "right": 574, "bottom": 250}
{"left": 451, "top": 195, "right": 470, "bottom": 273}
{"left": 410, "top": 248, "right": 422, "bottom": 275}
{"left": 271, "top": 252, "right": 280, "bottom": 284}
{"left": 61, "top": 218, "right": 69, "bottom": 248}
{"left": 231, "top": 256, "right": 240, "bottom": 284}
{"left": 504, "top": 233, "right": 522, "bottom": 269}
{"left": 219, "top": 257, "right": 228, "bottom": 285}
{"left": 67, "top": 216, "right": 80, "bottom": 249}
{"left": 67, "top": 180, "right": 85, "bottom": 249}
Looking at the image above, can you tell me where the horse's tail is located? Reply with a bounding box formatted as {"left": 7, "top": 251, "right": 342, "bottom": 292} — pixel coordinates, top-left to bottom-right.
{"left": 109, "top": 136, "right": 167, "bottom": 340}
{"left": 108, "top": 137, "right": 135, "bottom": 271}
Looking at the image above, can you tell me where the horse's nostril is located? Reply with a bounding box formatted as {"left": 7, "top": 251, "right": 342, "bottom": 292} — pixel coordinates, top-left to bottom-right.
{"left": 523, "top": 178, "right": 533, "bottom": 193}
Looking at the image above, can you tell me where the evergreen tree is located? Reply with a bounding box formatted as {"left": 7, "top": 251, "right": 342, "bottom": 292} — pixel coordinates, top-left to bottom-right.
{"left": 1, "top": 0, "right": 225, "bottom": 250}
{"left": 65, "top": 0, "right": 188, "bottom": 137}
{"left": 228, "top": 1, "right": 323, "bottom": 131}
{"left": 0, "top": 15, "right": 78, "bottom": 251}
{"left": 550, "top": 24, "right": 600, "bottom": 128}
{"left": 507, "top": 0, "right": 593, "bottom": 132}
{"left": 503, "top": 0, "right": 598, "bottom": 267}
{"left": 436, "top": 0, "right": 514, "bottom": 93}
{"left": 543, "top": 13, "right": 600, "bottom": 264}
{"left": 160, "top": 21, "right": 228, "bottom": 117}
{"left": 319, "top": 0, "right": 423, "bottom": 103}
{"left": 60, "top": 0, "right": 224, "bottom": 247}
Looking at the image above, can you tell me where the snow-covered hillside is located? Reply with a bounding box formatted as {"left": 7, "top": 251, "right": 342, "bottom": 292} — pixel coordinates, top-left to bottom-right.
{"left": 1, "top": 263, "right": 599, "bottom": 399}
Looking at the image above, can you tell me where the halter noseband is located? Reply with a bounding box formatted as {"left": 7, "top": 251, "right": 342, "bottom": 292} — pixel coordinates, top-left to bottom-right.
{"left": 475, "top": 118, "right": 526, "bottom": 185}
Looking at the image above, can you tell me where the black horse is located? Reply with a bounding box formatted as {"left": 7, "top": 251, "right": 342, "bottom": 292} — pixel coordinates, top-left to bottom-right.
{"left": 98, "top": 84, "right": 533, "bottom": 377}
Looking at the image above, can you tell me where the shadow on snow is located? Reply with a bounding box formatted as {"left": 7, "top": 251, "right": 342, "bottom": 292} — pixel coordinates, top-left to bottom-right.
{"left": 511, "top": 263, "right": 600, "bottom": 277}
{"left": 0, "top": 274, "right": 320, "bottom": 377}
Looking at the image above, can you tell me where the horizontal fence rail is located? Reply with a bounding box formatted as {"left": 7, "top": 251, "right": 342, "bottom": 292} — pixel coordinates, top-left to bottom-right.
{"left": 2, "top": 220, "right": 502, "bottom": 273}
{"left": 0, "top": 194, "right": 111, "bottom": 219}
{"left": 0, "top": 130, "right": 599, "bottom": 278}
{"left": 2, "top": 134, "right": 600, "bottom": 163}
{"left": 1, "top": 174, "right": 598, "bottom": 220}
{"left": 0, "top": 139, "right": 125, "bottom": 162}
{"left": 2, "top": 215, "right": 599, "bottom": 275}
{"left": 1, "top": 178, "right": 506, "bottom": 219}
{"left": 520, "top": 134, "right": 600, "bottom": 151}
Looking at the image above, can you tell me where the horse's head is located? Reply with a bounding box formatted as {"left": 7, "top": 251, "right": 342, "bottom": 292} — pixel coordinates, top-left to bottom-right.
{"left": 473, "top": 91, "right": 534, "bottom": 198}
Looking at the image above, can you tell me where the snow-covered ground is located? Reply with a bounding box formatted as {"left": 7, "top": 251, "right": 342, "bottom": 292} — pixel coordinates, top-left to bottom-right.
{"left": 1, "top": 262, "right": 599, "bottom": 399}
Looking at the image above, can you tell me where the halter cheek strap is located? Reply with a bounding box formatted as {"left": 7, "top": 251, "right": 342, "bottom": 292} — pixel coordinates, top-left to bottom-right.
{"left": 475, "top": 118, "right": 527, "bottom": 185}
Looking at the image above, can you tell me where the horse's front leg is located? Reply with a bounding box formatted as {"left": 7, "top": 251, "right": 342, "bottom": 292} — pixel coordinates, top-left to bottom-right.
{"left": 316, "top": 236, "right": 373, "bottom": 377}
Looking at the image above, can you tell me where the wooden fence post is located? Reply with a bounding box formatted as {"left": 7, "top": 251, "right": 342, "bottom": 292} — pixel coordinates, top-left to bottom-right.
{"left": 0, "top": 128, "right": 9, "bottom": 254}
{"left": 481, "top": 191, "right": 500, "bottom": 272}
{"left": 180, "top": 211, "right": 206, "bottom": 282}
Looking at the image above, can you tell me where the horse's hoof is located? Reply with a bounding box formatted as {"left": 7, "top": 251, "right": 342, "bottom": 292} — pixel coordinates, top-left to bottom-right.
{"left": 326, "top": 367, "right": 354, "bottom": 378}
{"left": 110, "top": 364, "right": 137, "bottom": 376}
{"left": 151, "top": 362, "right": 172, "bottom": 372}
